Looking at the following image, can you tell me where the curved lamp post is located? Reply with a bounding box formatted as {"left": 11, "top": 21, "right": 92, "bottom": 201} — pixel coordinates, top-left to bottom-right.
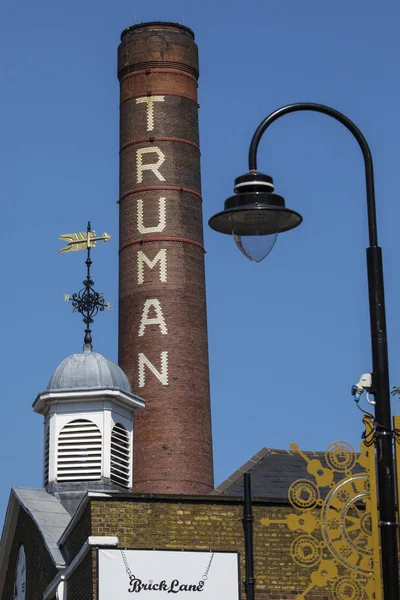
{"left": 209, "top": 103, "right": 399, "bottom": 600}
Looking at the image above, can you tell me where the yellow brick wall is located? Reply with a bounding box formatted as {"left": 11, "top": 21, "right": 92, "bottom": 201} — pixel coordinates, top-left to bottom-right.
{"left": 89, "top": 498, "right": 328, "bottom": 600}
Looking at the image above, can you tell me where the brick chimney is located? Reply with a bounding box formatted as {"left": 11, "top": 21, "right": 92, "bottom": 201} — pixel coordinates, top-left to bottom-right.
{"left": 117, "top": 22, "right": 214, "bottom": 494}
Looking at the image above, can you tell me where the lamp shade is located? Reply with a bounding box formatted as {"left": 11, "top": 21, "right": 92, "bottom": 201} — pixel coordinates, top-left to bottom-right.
{"left": 209, "top": 171, "right": 302, "bottom": 236}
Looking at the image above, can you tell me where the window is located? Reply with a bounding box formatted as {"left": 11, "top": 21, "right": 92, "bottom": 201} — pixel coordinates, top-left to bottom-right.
{"left": 57, "top": 419, "right": 102, "bottom": 481}
{"left": 110, "top": 423, "right": 130, "bottom": 488}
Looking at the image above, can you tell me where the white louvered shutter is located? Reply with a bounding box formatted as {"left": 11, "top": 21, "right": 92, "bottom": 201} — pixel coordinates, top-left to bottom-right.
{"left": 110, "top": 423, "right": 130, "bottom": 488}
{"left": 44, "top": 426, "right": 50, "bottom": 486}
{"left": 57, "top": 419, "right": 102, "bottom": 481}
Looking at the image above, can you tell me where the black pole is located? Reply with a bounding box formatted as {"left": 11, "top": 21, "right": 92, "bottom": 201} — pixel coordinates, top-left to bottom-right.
{"left": 84, "top": 221, "right": 93, "bottom": 346}
{"left": 248, "top": 103, "right": 399, "bottom": 600}
{"left": 243, "top": 473, "right": 255, "bottom": 600}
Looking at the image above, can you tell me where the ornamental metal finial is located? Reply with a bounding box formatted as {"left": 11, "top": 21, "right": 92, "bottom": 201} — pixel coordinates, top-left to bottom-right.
{"left": 59, "top": 222, "right": 112, "bottom": 351}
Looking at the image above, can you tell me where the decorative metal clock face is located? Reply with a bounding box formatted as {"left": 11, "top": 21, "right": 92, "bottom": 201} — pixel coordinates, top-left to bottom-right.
{"left": 13, "top": 545, "right": 26, "bottom": 600}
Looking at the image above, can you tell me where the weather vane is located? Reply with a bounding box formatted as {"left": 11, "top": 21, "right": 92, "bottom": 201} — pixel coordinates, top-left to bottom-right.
{"left": 59, "top": 222, "right": 112, "bottom": 349}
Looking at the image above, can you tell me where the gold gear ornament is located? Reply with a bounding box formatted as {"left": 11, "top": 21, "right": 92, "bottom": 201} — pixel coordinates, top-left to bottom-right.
{"left": 291, "top": 535, "right": 321, "bottom": 567}
{"left": 325, "top": 441, "right": 357, "bottom": 473}
{"left": 322, "top": 475, "right": 372, "bottom": 574}
{"left": 288, "top": 479, "right": 320, "bottom": 511}
{"left": 261, "top": 417, "right": 381, "bottom": 600}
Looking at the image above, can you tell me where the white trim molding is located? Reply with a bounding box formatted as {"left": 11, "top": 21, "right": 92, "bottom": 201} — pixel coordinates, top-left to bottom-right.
{"left": 43, "top": 536, "right": 119, "bottom": 599}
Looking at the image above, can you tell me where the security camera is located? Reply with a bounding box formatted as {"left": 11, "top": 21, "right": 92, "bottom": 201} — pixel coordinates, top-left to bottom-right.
{"left": 351, "top": 373, "right": 373, "bottom": 401}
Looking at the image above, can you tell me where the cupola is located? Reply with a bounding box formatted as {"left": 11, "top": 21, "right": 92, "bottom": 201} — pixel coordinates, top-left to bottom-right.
{"left": 33, "top": 346, "right": 145, "bottom": 494}
{"left": 33, "top": 223, "right": 145, "bottom": 499}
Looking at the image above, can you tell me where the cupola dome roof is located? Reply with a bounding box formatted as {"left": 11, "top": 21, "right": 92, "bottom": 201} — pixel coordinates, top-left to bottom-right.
{"left": 46, "top": 349, "right": 131, "bottom": 393}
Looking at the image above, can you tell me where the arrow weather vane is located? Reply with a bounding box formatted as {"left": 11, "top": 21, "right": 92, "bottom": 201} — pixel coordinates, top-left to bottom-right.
{"left": 59, "top": 222, "right": 112, "bottom": 349}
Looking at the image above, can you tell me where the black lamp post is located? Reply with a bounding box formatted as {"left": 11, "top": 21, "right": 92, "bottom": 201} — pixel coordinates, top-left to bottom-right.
{"left": 209, "top": 103, "right": 399, "bottom": 600}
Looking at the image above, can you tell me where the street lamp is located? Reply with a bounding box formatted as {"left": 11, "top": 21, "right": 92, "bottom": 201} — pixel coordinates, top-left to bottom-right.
{"left": 209, "top": 103, "right": 399, "bottom": 600}
{"left": 208, "top": 169, "right": 302, "bottom": 262}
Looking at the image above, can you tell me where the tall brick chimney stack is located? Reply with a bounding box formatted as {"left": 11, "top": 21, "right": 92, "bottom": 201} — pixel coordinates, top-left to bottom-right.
{"left": 117, "top": 22, "right": 214, "bottom": 494}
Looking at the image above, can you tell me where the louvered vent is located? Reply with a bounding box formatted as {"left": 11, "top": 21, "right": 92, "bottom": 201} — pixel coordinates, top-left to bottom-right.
{"left": 57, "top": 419, "right": 102, "bottom": 481}
{"left": 44, "top": 426, "right": 50, "bottom": 486}
{"left": 110, "top": 423, "right": 130, "bottom": 488}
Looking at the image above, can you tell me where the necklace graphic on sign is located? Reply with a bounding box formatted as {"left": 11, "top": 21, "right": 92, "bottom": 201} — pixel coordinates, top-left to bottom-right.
{"left": 120, "top": 551, "right": 214, "bottom": 594}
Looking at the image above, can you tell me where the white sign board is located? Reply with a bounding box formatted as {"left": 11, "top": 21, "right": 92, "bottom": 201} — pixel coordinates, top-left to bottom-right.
{"left": 98, "top": 549, "right": 240, "bottom": 599}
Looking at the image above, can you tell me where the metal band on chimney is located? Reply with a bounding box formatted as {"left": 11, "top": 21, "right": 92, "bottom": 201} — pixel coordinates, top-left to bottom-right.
{"left": 119, "top": 237, "right": 206, "bottom": 253}
{"left": 118, "top": 186, "right": 203, "bottom": 203}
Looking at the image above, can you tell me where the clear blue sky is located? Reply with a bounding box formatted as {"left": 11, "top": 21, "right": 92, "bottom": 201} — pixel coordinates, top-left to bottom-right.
{"left": 1, "top": 0, "right": 400, "bottom": 525}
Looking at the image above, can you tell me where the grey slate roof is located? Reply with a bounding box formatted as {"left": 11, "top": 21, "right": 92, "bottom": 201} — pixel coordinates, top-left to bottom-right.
{"left": 212, "top": 447, "right": 364, "bottom": 500}
{"left": 13, "top": 488, "right": 71, "bottom": 566}
{"left": 46, "top": 350, "right": 131, "bottom": 394}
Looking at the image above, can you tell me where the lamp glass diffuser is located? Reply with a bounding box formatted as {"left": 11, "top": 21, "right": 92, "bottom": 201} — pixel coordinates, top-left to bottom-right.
{"left": 230, "top": 207, "right": 284, "bottom": 261}
{"left": 234, "top": 232, "right": 277, "bottom": 262}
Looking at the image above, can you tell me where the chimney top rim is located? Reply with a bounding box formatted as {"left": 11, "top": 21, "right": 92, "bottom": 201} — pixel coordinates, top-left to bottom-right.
{"left": 120, "top": 22, "right": 195, "bottom": 42}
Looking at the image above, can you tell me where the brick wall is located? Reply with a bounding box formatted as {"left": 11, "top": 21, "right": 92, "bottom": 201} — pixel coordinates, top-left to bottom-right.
{"left": 2, "top": 506, "right": 58, "bottom": 600}
{"left": 84, "top": 496, "right": 333, "bottom": 600}
{"left": 62, "top": 504, "right": 91, "bottom": 562}
{"left": 67, "top": 548, "right": 94, "bottom": 600}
